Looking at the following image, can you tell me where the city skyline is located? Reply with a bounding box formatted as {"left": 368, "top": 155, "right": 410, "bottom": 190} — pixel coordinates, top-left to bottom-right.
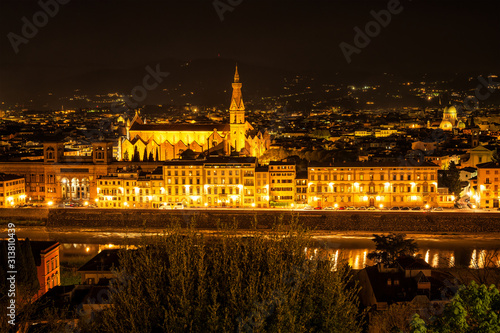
{"left": 2, "top": 1, "right": 500, "bottom": 331}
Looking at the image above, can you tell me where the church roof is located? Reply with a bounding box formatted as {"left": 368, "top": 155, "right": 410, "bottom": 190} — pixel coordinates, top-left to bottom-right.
{"left": 129, "top": 122, "right": 230, "bottom": 132}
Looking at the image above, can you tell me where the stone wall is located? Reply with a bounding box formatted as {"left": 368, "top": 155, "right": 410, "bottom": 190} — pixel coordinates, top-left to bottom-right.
{"left": 0, "top": 208, "right": 49, "bottom": 222}
{"left": 33, "top": 209, "right": 500, "bottom": 233}
{"left": 1, "top": 208, "right": 499, "bottom": 233}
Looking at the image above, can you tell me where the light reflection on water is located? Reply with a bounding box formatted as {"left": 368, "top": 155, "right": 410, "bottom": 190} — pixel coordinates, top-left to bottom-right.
{"left": 59, "top": 243, "right": 500, "bottom": 270}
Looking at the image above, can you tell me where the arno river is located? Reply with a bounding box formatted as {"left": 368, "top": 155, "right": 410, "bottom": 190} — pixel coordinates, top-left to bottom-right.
{"left": 9, "top": 226, "right": 500, "bottom": 270}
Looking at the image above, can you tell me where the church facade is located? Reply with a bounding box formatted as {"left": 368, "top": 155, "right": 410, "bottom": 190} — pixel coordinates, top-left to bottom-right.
{"left": 120, "top": 67, "right": 270, "bottom": 161}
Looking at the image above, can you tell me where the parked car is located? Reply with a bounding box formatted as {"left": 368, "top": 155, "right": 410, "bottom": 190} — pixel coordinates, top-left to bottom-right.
{"left": 411, "top": 207, "right": 421, "bottom": 211}
{"left": 357, "top": 206, "right": 367, "bottom": 210}
{"left": 303, "top": 206, "right": 313, "bottom": 210}
{"left": 390, "top": 207, "right": 400, "bottom": 210}
{"left": 346, "top": 206, "right": 356, "bottom": 210}
{"left": 337, "top": 206, "right": 346, "bottom": 210}
{"left": 324, "top": 206, "right": 335, "bottom": 210}
{"left": 400, "top": 207, "right": 410, "bottom": 210}
{"left": 314, "top": 206, "right": 322, "bottom": 210}
{"left": 159, "top": 203, "right": 173, "bottom": 209}
{"left": 367, "top": 206, "right": 377, "bottom": 210}
{"left": 433, "top": 207, "right": 443, "bottom": 211}
{"left": 174, "top": 203, "right": 184, "bottom": 209}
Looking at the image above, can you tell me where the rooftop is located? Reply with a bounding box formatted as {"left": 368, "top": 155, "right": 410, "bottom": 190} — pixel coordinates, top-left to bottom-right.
{"left": 129, "top": 123, "right": 230, "bottom": 132}
{"left": 309, "top": 161, "right": 439, "bottom": 168}
{"left": 78, "top": 249, "right": 121, "bottom": 273}
{"left": 0, "top": 173, "right": 24, "bottom": 182}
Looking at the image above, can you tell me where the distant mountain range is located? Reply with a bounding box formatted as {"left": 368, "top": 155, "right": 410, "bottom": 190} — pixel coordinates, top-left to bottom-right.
{"left": 1, "top": 57, "right": 498, "bottom": 110}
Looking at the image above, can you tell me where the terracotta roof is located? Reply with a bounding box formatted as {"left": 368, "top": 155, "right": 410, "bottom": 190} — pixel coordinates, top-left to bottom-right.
{"left": 477, "top": 162, "right": 500, "bottom": 169}
{"left": 129, "top": 123, "right": 230, "bottom": 132}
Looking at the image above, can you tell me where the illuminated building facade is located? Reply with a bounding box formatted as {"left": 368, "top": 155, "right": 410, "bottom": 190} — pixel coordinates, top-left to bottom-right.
{"left": 203, "top": 157, "right": 256, "bottom": 208}
{"left": 0, "top": 173, "right": 26, "bottom": 207}
{"left": 162, "top": 160, "right": 204, "bottom": 208}
{"left": 307, "top": 162, "right": 440, "bottom": 208}
{"left": 0, "top": 141, "right": 162, "bottom": 205}
{"left": 96, "top": 166, "right": 163, "bottom": 209}
{"left": 295, "top": 171, "right": 308, "bottom": 205}
{"left": 29, "top": 241, "right": 60, "bottom": 299}
{"left": 95, "top": 157, "right": 259, "bottom": 209}
{"left": 475, "top": 162, "right": 500, "bottom": 209}
{"left": 0, "top": 142, "right": 442, "bottom": 209}
{"left": 269, "top": 161, "right": 296, "bottom": 207}
{"left": 255, "top": 166, "right": 270, "bottom": 208}
{"left": 121, "top": 67, "right": 270, "bottom": 161}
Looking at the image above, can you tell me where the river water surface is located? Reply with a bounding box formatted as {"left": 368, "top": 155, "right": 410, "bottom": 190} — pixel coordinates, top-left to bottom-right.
{"left": 9, "top": 226, "right": 500, "bottom": 270}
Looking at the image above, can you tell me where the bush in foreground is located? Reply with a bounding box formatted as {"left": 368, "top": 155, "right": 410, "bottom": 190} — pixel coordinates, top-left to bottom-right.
{"left": 81, "top": 223, "right": 364, "bottom": 333}
{"left": 410, "top": 281, "right": 500, "bottom": 333}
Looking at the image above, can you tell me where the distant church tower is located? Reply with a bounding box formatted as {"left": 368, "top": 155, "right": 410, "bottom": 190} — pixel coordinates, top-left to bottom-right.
{"left": 230, "top": 65, "right": 246, "bottom": 153}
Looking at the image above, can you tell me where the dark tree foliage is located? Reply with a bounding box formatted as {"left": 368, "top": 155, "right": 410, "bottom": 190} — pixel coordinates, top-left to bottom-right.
{"left": 410, "top": 282, "right": 500, "bottom": 332}
{"left": 148, "top": 151, "right": 154, "bottom": 162}
{"left": 20, "top": 238, "right": 40, "bottom": 295}
{"left": 0, "top": 238, "right": 40, "bottom": 330}
{"left": 367, "top": 233, "right": 419, "bottom": 266}
{"left": 122, "top": 150, "right": 129, "bottom": 161}
{"left": 0, "top": 240, "right": 7, "bottom": 299}
{"left": 156, "top": 148, "right": 159, "bottom": 161}
{"left": 143, "top": 148, "right": 148, "bottom": 162}
{"left": 491, "top": 151, "right": 500, "bottom": 164}
{"left": 442, "top": 161, "right": 461, "bottom": 198}
{"left": 81, "top": 223, "right": 365, "bottom": 333}
{"left": 132, "top": 146, "right": 140, "bottom": 162}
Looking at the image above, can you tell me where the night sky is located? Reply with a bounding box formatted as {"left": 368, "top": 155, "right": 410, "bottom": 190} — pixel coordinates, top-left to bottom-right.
{"left": 1, "top": 0, "right": 499, "bottom": 102}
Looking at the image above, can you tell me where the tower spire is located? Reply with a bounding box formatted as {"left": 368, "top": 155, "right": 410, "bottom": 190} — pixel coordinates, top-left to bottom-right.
{"left": 234, "top": 64, "right": 240, "bottom": 83}
{"left": 230, "top": 65, "right": 244, "bottom": 112}
{"left": 229, "top": 66, "right": 245, "bottom": 153}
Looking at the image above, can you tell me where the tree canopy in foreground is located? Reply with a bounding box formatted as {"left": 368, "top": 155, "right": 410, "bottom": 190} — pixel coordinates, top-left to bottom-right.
{"left": 410, "top": 281, "right": 500, "bottom": 333}
{"left": 81, "top": 223, "right": 365, "bottom": 333}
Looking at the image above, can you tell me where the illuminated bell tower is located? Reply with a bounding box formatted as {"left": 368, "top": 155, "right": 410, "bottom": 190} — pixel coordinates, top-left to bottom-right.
{"left": 230, "top": 65, "right": 246, "bottom": 152}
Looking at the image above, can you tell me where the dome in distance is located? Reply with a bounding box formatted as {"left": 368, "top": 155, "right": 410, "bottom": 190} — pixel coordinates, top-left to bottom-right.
{"left": 458, "top": 121, "right": 466, "bottom": 129}
{"left": 444, "top": 106, "right": 457, "bottom": 115}
{"left": 440, "top": 120, "right": 453, "bottom": 131}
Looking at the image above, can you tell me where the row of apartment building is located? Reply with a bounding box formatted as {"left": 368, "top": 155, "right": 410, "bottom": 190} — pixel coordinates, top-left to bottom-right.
{"left": 95, "top": 160, "right": 450, "bottom": 209}
{"left": 5, "top": 142, "right": 500, "bottom": 209}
